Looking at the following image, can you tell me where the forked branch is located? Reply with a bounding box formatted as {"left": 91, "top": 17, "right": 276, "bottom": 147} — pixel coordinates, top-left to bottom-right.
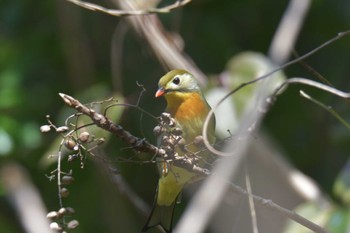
{"left": 58, "top": 93, "right": 210, "bottom": 177}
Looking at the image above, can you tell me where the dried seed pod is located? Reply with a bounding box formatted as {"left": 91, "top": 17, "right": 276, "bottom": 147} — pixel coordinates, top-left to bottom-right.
{"left": 96, "top": 138, "right": 105, "bottom": 145}
{"left": 169, "top": 137, "right": 177, "bottom": 146}
{"left": 168, "top": 119, "right": 176, "bottom": 128}
{"left": 177, "top": 138, "right": 186, "bottom": 147}
{"left": 164, "top": 146, "right": 174, "bottom": 155}
{"left": 65, "top": 207, "right": 75, "bottom": 215}
{"left": 58, "top": 207, "right": 67, "bottom": 216}
{"left": 172, "top": 127, "right": 183, "bottom": 136}
{"left": 62, "top": 175, "right": 75, "bottom": 185}
{"left": 194, "top": 135, "right": 205, "bottom": 147}
{"left": 49, "top": 222, "right": 62, "bottom": 231}
{"left": 161, "top": 112, "right": 171, "bottom": 124}
{"left": 64, "top": 138, "right": 77, "bottom": 150}
{"left": 40, "top": 125, "right": 51, "bottom": 133}
{"left": 56, "top": 126, "right": 69, "bottom": 133}
{"left": 78, "top": 131, "right": 90, "bottom": 142}
{"left": 67, "top": 220, "right": 79, "bottom": 229}
{"left": 153, "top": 125, "right": 163, "bottom": 136}
{"left": 164, "top": 137, "right": 176, "bottom": 147}
{"left": 161, "top": 135, "right": 169, "bottom": 144}
{"left": 60, "top": 187, "right": 70, "bottom": 198}
{"left": 47, "top": 211, "right": 59, "bottom": 219}
{"left": 158, "top": 148, "right": 166, "bottom": 157}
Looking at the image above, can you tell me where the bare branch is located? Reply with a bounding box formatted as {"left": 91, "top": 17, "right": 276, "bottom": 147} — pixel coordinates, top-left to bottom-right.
{"left": 0, "top": 163, "right": 55, "bottom": 233}
{"left": 59, "top": 93, "right": 158, "bottom": 154}
{"left": 228, "top": 182, "right": 329, "bottom": 233}
{"left": 176, "top": 24, "right": 350, "bottom": 233}
{"left": 272, "top": 77, "right": 350, "bottom": 99}
{"left": 58, "top": 93, "right": 210, "bottom": 177}
{"left": 113, "top": 0, "right": 208, "bottom": 85}
{"left": 67, "top": 0, "right": 192, "bottom": 16}
{"left": 268, "top": 0, "right": 311, "bottom": 64}
{"left": 244, "top": 170, "right": 258, "bottom": 233}
{"left": 300, "top": 90, "right": 350, "bottom": 131}
{"left": 202, "top": 30, "right": 350, "bottom": 157}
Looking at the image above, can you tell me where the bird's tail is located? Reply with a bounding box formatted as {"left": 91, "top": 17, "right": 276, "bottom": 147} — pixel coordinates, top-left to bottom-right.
{"left": 142, "top": 191, "right": 177, "bottom": 233}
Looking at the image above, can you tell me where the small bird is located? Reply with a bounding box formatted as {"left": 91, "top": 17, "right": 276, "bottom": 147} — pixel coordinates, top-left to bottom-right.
{"left": 142, "top": 69, "right": 216, "bottom": 233}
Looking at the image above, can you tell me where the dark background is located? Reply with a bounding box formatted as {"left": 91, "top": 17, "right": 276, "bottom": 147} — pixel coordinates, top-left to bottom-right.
{"left": 0, "top": 0, "right": 349, "bottom": 232}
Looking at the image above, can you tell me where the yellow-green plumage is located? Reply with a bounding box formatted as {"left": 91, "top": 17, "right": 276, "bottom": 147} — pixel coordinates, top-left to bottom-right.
{"left": 143, "top": 70, "right": 215, "bottom": 233}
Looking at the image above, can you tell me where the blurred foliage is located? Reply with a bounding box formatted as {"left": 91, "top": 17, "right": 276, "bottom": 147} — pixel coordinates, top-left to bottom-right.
{"left": 0, "top": 0, "right": 350, "bottom": 232}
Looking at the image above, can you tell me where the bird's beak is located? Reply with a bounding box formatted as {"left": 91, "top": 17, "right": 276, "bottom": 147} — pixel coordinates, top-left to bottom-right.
{"left": 155, "top": 88, "right": 166, "bottom": 97}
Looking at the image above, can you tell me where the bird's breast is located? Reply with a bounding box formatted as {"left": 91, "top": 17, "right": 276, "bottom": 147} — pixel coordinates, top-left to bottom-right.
{"left": 165, "top": 92, "right": 210, "bottom": 141}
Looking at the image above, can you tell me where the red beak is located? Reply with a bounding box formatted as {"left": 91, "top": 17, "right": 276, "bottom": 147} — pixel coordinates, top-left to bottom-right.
{"left": 155, "top": 88, "right": 165, "bottom": 97}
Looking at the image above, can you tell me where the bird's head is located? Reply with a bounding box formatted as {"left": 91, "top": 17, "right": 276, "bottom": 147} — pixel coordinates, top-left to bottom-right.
{"left": 155, "top": 69, "right": 200, "bottom": 98}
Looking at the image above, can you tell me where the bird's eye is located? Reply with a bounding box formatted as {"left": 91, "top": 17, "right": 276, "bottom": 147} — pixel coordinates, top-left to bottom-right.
{"left": 172, "top": 76, "right": 180, "bottom": 85}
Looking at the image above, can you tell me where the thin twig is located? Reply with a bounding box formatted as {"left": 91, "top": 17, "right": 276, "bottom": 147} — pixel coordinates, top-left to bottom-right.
{"left": 202, "top": 30, "right": 350, "bottom": 157}
{"left": 58, "top": 93, "right": 210, "bottom": 177}
{"left": 114, "top": 0, "right": 207, "bottom": 85}
{"left": 228, "top": 182, "right": 329, "bottom": 233}
{"left": 300, "top": 90, "right": 350, "bottom": 131}
{"left": 268, "top": 0, "right": 311, "bottom": 64}
{"left": 93, "top": 152, "right": 167, "bottom": 233}
{"left": 244, "top": 164, "right": 258, "bottom": 233}
{"left": 272, "top": 77, "right": 350, "bottom": 99}
{"left": 59, "top": 93, "right": 158, "bottom": 154}
{"left": 178, "top": 30, "right": 350, "bottom": 233}
{"left": 94, "top": 152, "right": 150, "bottom": 215}
{"left": 57, "top": 142, "right": 64, "bottom": 209}
{"left": 104, "top": 103, "right": 157, "bottom": 121}
{"left": 67, "top": 0, "right": 191, "bottom": 16}
{"left": 292, "top": 50, "right": 333, "bottom": 87}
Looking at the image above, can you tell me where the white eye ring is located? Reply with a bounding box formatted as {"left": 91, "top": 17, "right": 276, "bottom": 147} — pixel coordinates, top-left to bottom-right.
{"left": 172, "top": 76, "right": 181, "bottom": 85}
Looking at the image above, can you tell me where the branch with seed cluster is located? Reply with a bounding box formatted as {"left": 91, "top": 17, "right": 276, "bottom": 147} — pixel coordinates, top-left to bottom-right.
{"left": 58, "top": 93, "right": 210, "bottom": 176}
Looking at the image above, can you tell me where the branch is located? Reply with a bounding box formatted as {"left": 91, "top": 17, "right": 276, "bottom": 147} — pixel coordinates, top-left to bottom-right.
{"left": 244, "top": 170, "right": 258, "bottom": 233}
{"left": 0, "top": 163, "right": 55, "bottom": 233}
{"left": 58, "top": 93, "right": 210, "bottom": 177}
{"left": 67, "top": 0, "right": 192, "bottom": 16}
{"left": 300, "top": 90, "right": 350, "bottom": 131}
{"left": 202, "top": 30, "right": 350, "bottom": 157}
{"left": 59, "top": 93, "right": 158, "bottom": 154}
{"left": 272, "top": 77, "right": 350, "bottom": 99}
{"left": 176, "top": 22, "right": 350, "bottom": 233}
{"left": 268, "top": 0, "right": 311, "bottom": 64}
{"left": 228, "top": 182, "right": 329, "bottom": 233}
{"left": 93, "top": 153, "right": 150, "bottom": 215}
{"left": 113, "top": 0, "right": 208, "bottom": 85}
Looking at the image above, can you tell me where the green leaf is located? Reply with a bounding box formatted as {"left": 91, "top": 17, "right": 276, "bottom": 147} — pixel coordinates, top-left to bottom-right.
{"left": 0, "top": 69, "right": 23, "bottom": 109}
{"left": 334, "top": 160, "right": 350, "bottom": 205}
{"left": 326, "top": 208, "right": 349, "bottom": 233}
{"left": 0, "top": 129, "right": 13, "bottom": 156}
{"left": 226, "top": 51, "right": 286, "bottom": 115}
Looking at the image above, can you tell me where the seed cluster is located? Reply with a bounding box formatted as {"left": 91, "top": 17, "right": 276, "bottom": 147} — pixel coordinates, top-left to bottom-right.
{"left": 47, "top": 207, "right": 78, "bottom": 232}
{"left": 153, "top": 113, "right": 185, "bottom": 160}
{"left": 41, "top": 115, "right": 103, "bottom": 232}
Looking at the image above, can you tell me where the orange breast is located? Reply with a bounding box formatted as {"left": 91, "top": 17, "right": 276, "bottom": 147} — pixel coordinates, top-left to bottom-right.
{"left": 165, "top": 92, "right": 212, "bottom": 142}
{"left": 169, "top": 93, "right": 207, "bottom": 119}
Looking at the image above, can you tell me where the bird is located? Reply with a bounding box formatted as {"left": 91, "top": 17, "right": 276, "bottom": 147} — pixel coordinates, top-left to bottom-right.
{"left": 142, "top": 69, "right": 216, "bottom": 233}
